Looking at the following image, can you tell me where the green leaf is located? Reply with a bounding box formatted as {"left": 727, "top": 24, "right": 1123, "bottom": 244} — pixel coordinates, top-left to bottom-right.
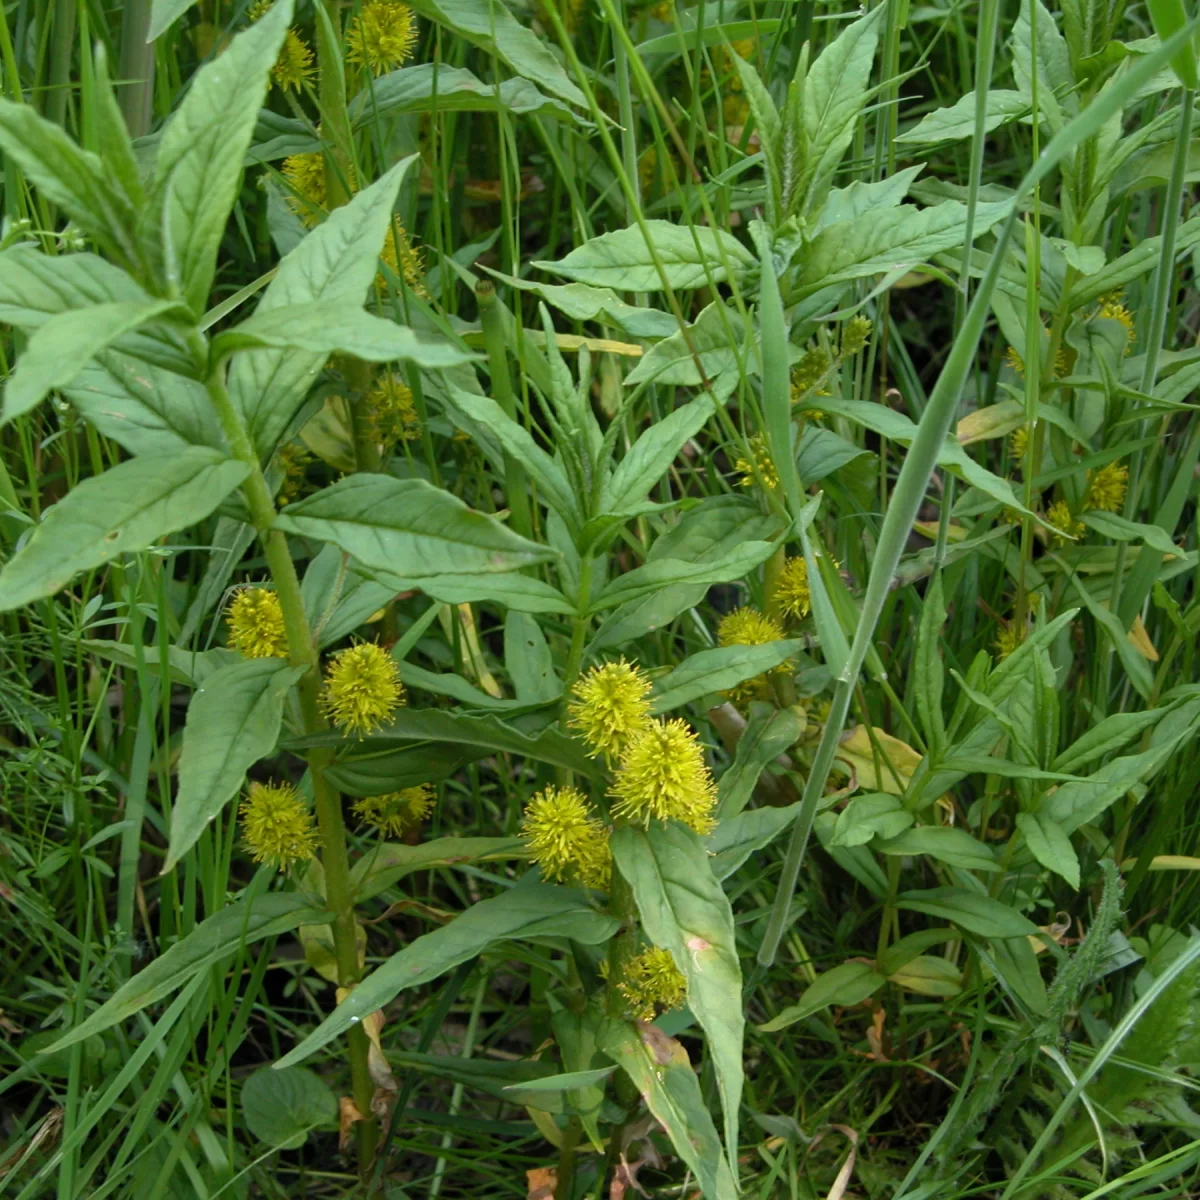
{"left": 1063, "top": 569, "right": 1154, "bottom": 700}
{"left": 706, "top": 800, "right": 803, "bottom": 880}
{"left": 914, "top": 574, "right": 947, "bottom": 752}
{"left": 1069, "top": 213, "right": 1200, "bottom": 309}
{"left": 887, "top": 956, "right": 963, "bottom": 997}
{"left": 611, "top": 823, "right": 743, "bottom": 1172}
{"left": 897, "top": 90, "right": 1029, "bottom": 145}
{"left": 1011, "top": 0, "right": 1077, "bottom": 130}
{"left": 600, "top": 1020, "right": 739, "bottom": 1200}
{"left": 1016, "top": 812, "right": 1080, "bottom": 888}
{"left": 350, "top": 836, "right": 527, "bottom": 902}
{"left": 897, "top": 887, "right": 1039, "bottom": 937}
{"left": 377, "top": 568, "right": 573, "bottom": 614}
{"left": 275, "top": 882, "right": 618, "bottom": 1067}
{"left": 534, "top": 221, "right": 756, "bottom": 292}
{"left": 46, "top": 892, "right": 330, "bottom": 1052}
{"left": 300, "top": 544, "right": 398, "bottom": 648}
{"left": 149, "top": 0, "right": 201, "bottom": 39}
{"left": 152, "top": 0, "right": 291, "bottom": 312}
{"left": 604, "top": 396, "right": 714, "bottom": 513}
{"left": 229, "top": 156, "right": 418, "bottom": 458}
{"left": 799, "top": 5, "right": 885, "bottom": 217}
{"left": 504, "top": 611, "right": 560, "bottom": 703}
{"left": 876, "top": 825, "right": 1000, "bottom": 872}
{"left": 815, "top": 165, "right": 925, "bottom": 233}
{"left": 214, "top": 304, "right": 475, "bottom": 368}
{"left": 274, "top": 474, "right": 557, "bottom": 579}
{"left": 588, "top": 540, "right": 778, "bottom": 613}
{"left": 81, "top": 639, "right": 240, "bottom": 687}
{"left": 650, "top": 641, "right": 805, "bottom": 714}
{"left": 348, "top": 63, "right": 580, "bottom": 123}
{"left": 715, "top": 705, "right": 805, "bottom": 819}
{"left": 0, "top": 450, "right": 249, "bottom": 613}
{"left": 1053, "top": 707, "right": 1170, "bottom": 774}
{"left": 794, "top": 201, "right": 1011, "bottom": 296}
{"left": 166, "top": 659, "right": 305, "bottom": 873}
{"left": 241, "top": 1066, "right": 336, "bottom": 1148}
{"left": 407, "top": 0, "right": 586, "bottom": 108}
{"left": 830, "top": 792, "right": 914, "bottom": 847}
{"left": 1081, "top": 510, "right": 1180, "bottom": 554}
{"left": 295, "top": 708, "right": 602, "bottom": 786}
{"left": 623, "top": 302, "right": 750, "bottom": 388}
{"left": 487, "top": 274, "right": 679, "bottom": 338}
{"left": 0, "top": 100, "right": 140, "bottom": 270}
{"left": 758, "top": 961, "right": 886, "bottom": 1032}
{"left": 3, "top": 300, "right": 179, "bottom": 423}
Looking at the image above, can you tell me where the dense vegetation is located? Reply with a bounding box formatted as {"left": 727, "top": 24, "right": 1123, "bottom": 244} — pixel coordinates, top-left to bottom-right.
{"left": 3, "top": 0, "right": 1200, "bottom": 1196}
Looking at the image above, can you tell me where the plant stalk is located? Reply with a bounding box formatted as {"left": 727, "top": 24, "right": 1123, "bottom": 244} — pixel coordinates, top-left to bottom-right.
{"left": 116, "top": 0, "right": 155, "bottom": 137}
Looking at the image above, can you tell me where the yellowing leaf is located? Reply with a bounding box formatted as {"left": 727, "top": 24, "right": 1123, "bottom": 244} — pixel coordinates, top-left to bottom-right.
{"left": 1148, "top": 855, "right": 1200, "bottom": 871}
{"left": 1127, "top": 614, "right": 1160, "bottom": 662}
{"left": 887, "top": 955, "right": 962, "bottom": 997}
{"left": 836, "top": 726, "right": 923, "bottom": 795}
{"left": 955, "top": 400, "right": 1025, "bottom": 445}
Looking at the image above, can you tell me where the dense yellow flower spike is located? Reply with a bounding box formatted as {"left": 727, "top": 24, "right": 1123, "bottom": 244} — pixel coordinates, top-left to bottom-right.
{"left": 227, "top": 588, "right": 289, "bottom": 659}
{"left": 272, "top": 28, "right": 315, "bottom": 91}
{"left": 353, "top": 784, "right": 434, "bottom": 837}
{"left": 718, "top": 607, "right": 785, "bottom": 648}
{"left": 1084, "top": 461, "right": 1128, "bottom": 513}
{"left": 568, "top": 659, "right": 653, "bottom": 763}
{"left": 618, "top": 946, "right": 688, "bottom": 1021}
{"left": 241, "top": 782, "right": 320, "bottom": 867}
{"left": 734, "top": 433, "right": 779, "bottom": 491}
{"left": 993, "top": 621, "right": 1026, "bottom": 661}
{"left": 791, "top": 346, "right": 832, "bottom": 402}
{"left": 281, "top": 152, "right": 326, "bottom": 226}
{"left": 775, "top": 557, "right": 812, "bottom": 621}
{"left": 1097, "top": 291, "right": 1135, "bottom": 347}
{"left": 1047, "top": 498, "right": 1084, "bottom": 544}
{"left": 611, "top": 719, "right": 717, "bottom": 834}
{"left": 347, "top": 0, "right": 418, "bottom": 75}
{"left": 521, "top": 786, "right": 612, "bottom": 888}
{"left": 379, "top": 223, "right": 426, "bottom": 293}
{"left": 840, "top": 315, "right": 872, "bottom": 357}
{"left": 1009, "top": 426, "right": 1029, "bottom": 461}
{"left": 368, "top": 372, "right": 420, "bottom": 446}
{"left": 321, "top": 642, "right": 405, "bottom": 735}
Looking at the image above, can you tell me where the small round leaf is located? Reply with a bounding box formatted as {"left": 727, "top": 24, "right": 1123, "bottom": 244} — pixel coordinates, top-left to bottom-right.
{"left": 241, "top": 1065, "right": 337, "bottom": 1148}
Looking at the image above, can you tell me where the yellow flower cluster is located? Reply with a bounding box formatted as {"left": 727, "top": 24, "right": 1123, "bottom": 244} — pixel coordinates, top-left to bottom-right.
{"left": 1084, "top": 461, "right": 1127, "bottom": 513}
{"left": 775, "top": 557, "right": 811, "bottom": 621}
{"left": 617, "top": 946, "right": 687, "bottom": 1021}
{"left": 1046, "top": 498, "right": 1084, "bottom": 544}
{"left": 277, "top": 442, "right": 311, "bottom": 505}
{"left": 521, "top": 786, "right": 611, "bottom": 888}
{"left": 993, "top": 621, "right": 1026, "bottom": 662}
{"left": 227, "top": 587, "right": 289, "bottom": 659}
{"left": 368, "top": 372, "right": 421, "bottom": 448}
{"left": 241, "top": 781, "right": 320, "bottom": 867}
{"left": 1009, "top": 425, "right": 1029, "bottom": 461}
{"left": 717, "top": 607, "right": 788, "bottom": 705}
{"left": 281, "top": 152, "right": 327, "bottom": 226}
{"left": 734, "top": 432, "right": 779, "bottom": 491}
{"left": 353, "top": 784, "right": 434, "bottom": 837}
{"left": 347, "top": 0, "right": 418, "bottom": 75}
{"left": 840, "top": 315, "right": 872, "bottom": 358}
{"left": 321, "top": 642, "right": 405, "bottom": 735}
{"left": 1096, "top": 291, "right": 1135, "bottom": 349}
{"left": 791, "top": 346, "right": 832, "bottom": 404}
{"left": 568, "top": 659, "right": 652, "bottom": 764}
{"left": 1006, "top": 339, "right": 1068, "bottom": 379}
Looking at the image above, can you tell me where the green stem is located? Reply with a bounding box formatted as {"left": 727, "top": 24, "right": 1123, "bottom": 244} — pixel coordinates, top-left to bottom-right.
{"left": 45, "top": 0, "right": 77, "bottom": 127}
{"left": 200, "top": 346, "right": 377, "bottom": 1171}
{"left": 116, "top": 0, "right": 154, "bottom": 137}
{"left": 562, "top": 554, "right": 596, "bottom": 699}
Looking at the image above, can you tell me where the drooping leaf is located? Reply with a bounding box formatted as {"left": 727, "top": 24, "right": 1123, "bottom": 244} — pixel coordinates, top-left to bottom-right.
{"left": 534, "top": 221, "right": 756, "bottom": 292}
{"left": 166, "top": 659, "right": 305, "bottom": 872}
{"left": 275, "top": 882, "right": 618, "bottom": 1067}
{"left": 151, "top": 0, "right": 292, "bottom": 313}
{"left": 611, "top": 823, "right": 743, "bottom": 1174}
{"left": 45, "top": 892, "right": 330, "bottom": 1052}
{"left": 488, "top": 275, "right": 680, "bottom": 339}
{"left": 758, "top": 961, "right": 886, "bottom": 1032}
{"left": 377, "top": 568, "right": 573, "bottom": 614}
{"left": 0, "top": 450, "right": 249, "bottom": 613}
{"left": 273, "top": 474, "right": 557, "bottom": 579}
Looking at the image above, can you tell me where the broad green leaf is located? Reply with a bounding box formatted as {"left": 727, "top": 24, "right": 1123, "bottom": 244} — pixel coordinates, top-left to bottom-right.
{"left": 149, "top": 0, "right": 201, "bottom": 39}
{"left": 794, "top": 201, "right": 1011, "bottom": 296}
{"left": 600, "top": 1020, "right": 739, "bottom": 1200}
{"left": 888, "top": 956, "right": 962, "bottom": 997}
{"left": 0, "top": 100, "right": 140, "bottom": 270}
{"left": 650, "top": 641, "right": 805, "bottom": 714}
{"left": 1069, "top": 214, "right": 1200, "bottom": 309}
{"left": 400, "top": 662, "right": 531, "bottom": 711}
{"left": 82, "top": 639, "right": 240, "bottom": 687}
{"left": 300, "top": 544, "right": 398, "bottom": 648}
{"left": 612, "top": 823, "right": 743, "bottom": 1171}
{"left": 0, "top": 450, "right": 249, "bottom": 613}
{"left": 706, "top": 799, "right": 803, "bottom": 880}
{"left": 350, "top": 837, "right": 527, "bottom": 902}
{"left": 603, "top": 396, "right": 714, "bottom": 512}
{"left": 292, "top": 707, "right": 602, "bottom": 783}
{"left": 230, "top": 156, "right": 417, "bottom": 458}
{"left": 715, "top": 704, "right": 805, "bottom": 819}
{"left": 1016, "top": 812, "right": 1080, "bottom": 887}
{"left": 504, "top": 611, "right": 560, "bottom": 703}
{"left": 1081, "top": 510, "right": 1180, "bottom": 555}
{"left": 377, "top": 568, "right": 573, "bottom": 614}
{"left": 274, "top": 474, "right": 557, "bottom": 579}
{"left": 534, "top": 221, "right": 756, "bottom": 292}
{"left": 327, "top": 743, "right": 483, "bottom": 794}
{"left": 796, "top": 425, "right": 870, "bottom": 482}
{"left": 588, "top": 540, "right": 778, "bottom": 612}
{"left": 897, "top": 887, "right": 1038, "bottom": 937}
{"left": 214, "top": 303, "right": 475, "bottom": 367}
{"left": 407, "top": 0, "right": 586, "bottom": 108}
{"left": 1053, "top": 707, "right": 1170, "bottom": 774}
{"left": 166, "top": 659, "right": 305, "bottom": 872}
{"left": 241, "top": 1067, "right": 336, "bottom": 1148}
{"left": 814, "top": 165, "right": 925, "bottom": 234}
{"left": 758, "top": 961, "right": 886, "bottom": 1032}
{"left": 3, "top": 300, "right": 179, "bottom": 423}
{"left": 799, "top": 5, "right": 886, "bottom": 217}
{"left": 897, "top": 90, "right": 1029, "bottom": 145}
{"left": 878, "top": 928, "right": 960, "bottom": 977}
{"left": 348, "top": 63, "right": 580, "bottom": 123}
{"left": 1146, "top": 0, "right": 1200, "bottom": 87}
{"left": 92, "top": 44, "right": 145, "bottom": 206}
{"left": 830, "top": 792, "right": 914, "bottom": 847}
{"left": 550, "top": 1004, "right": 608, "bottom": 1145}
{"left": 623, "top": 302, "right": 750, "bottom": 387}
{"left": 275, "top": 883, "right": 618, "bottom": 1067}
{"left": 46, "top": 892, "right": 329, "bottom": 1052}
{"left": 487, "top": 274, "right": 679, "bottom": 338}
{"left": 152, "top": 1, "right": 291, "bottom": 312}
{"left": 876, "top": 825, "right": 1000, "bottom": 872}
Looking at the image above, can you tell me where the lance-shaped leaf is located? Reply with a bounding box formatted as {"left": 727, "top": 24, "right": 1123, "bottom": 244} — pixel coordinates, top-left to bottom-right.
{"left": 275, "top": 882, "right": 618, "bottom": 1067}
{"left": 611, "top": 823, "right": 744, "bottom": 1177}
{"left": 650, "top": 641, "right": 805, "bottom": 714}
{"left": 166, "top": 659, "right": 306, "bottom": 873}
{"left": 0, "top": 450, "right": 249, "bottom": 613}
{"left": 273, "top": 474, "right": 557, "bottom": 579}
{"left": 603, "top": 395, "right": 714, "bottom": 513}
